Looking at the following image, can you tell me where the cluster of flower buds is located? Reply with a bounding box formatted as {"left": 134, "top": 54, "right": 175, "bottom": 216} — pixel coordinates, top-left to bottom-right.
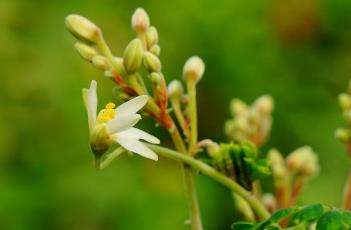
{"left": 224, "top": 95, "right": 274, "bottom": 147}
{"left": 335, "top": 81, "right": 351, "bottom": 156}
{"left": 65, "top": 9, "right": 175, "bottom": 129}
{"left": 199, "top": 141, "right": 270, "bottom": 190}
{"left": 267, "top": 146, "right": 319, "bottom": 210}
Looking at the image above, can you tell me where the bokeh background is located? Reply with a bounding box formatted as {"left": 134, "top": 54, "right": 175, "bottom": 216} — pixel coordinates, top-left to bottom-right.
{"left": 1, "top": 0, "right": 351, "bottom": 229}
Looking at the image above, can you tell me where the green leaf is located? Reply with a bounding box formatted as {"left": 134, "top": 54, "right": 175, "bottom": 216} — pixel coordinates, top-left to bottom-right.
{"left": 290, "top": 204, "right": 326, "bottom": 224}
{"left": 270, "top": 207, "right": 297, "bottom": 223}
{"left": 316, "top": 210, "right": 349, "bottom": 230}
{"left": 231, "top": 222, "right": 255, "bottom": 230}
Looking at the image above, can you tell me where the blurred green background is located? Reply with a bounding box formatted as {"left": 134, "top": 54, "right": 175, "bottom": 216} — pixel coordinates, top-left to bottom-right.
{"left": 1, "top": 0, "right": 351, "bottom": 229}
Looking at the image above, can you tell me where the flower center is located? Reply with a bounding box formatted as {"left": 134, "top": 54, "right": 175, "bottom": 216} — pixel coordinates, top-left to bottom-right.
{"left": 96, "top": 102, "right": 117, "bottom": 123}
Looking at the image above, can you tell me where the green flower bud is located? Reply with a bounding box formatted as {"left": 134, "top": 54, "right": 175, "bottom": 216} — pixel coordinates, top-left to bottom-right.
{"left": 65, "top": 14, "right": 102, "bottom": 44}
{"left": 123, "top": 38, "right": 144, "bottom": 74}
{"left": 183, "top": 56, "right": 205, "bottom": 83}
{"left": 230, "top": 98, "right": 247, "bottom": 117}
{"left": 146, "top": 26, "right": 158, "bottom": 48}
{"left": 90, "top": 124, "right": 112, "bottom": 157}
{"left": 168, "top": 80, "right": 184, "bottom": 100}
{"left": 143, "top": 51, "right": 161, "bottom": 72}
{"left": 335, "top": 128, "right": 351, "bottom": 143}
{"left": 150, "top": 44, "right": 161, "bottom": 56}
{"left": 92, "top": 55, "right": 110, "bottom": 70}
{"left": 339, "top": 93, "right": 351, "bottom": 110}
{"left": 254, "top": 95, "right": 274, "bottom": 114}
{"left": 74, "top": 42, "right": 98, "bottom": 61}
{"left": 131, "top": 8, "right": 150, "bottom": 34}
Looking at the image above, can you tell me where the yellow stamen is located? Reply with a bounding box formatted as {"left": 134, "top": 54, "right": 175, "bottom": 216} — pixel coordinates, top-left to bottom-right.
{"left": 96, "top": 102, "right": 117, "bottom": 123}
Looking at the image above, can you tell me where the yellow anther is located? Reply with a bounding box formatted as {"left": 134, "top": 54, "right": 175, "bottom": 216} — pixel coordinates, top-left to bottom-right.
{"left": 105, "top": 102, "right": 116, "bottom": 109}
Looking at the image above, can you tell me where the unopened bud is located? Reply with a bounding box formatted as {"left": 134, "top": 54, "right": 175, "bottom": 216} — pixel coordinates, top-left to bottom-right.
{"left": 74, "top": 42, "right": 98, "bottom": 61}
{"left": 168, "top": 80, "right": 184, "bottom": 100}
{"left": 65, "top": 14, "right": 102, "bottom": 44}
{"left": 143, "top": 51, "right": 161, "bottom": 72}
{"left": 150, "top": 44, "right": 161, "bottom": 56}
{"left": 150, "top": 72, "right": 162, "bottom": 84}
{"left": 131, "top": 8, "right": 150, "bottom": 34}
{"left": 261, "top": 193, "right": 277, "bottom": 213}
{"left": 197, "top": 139, "right": 220, "bottom": 158}
{"left": 268, "top": 149, "right": 287, "bottom": 179}
{"left": 113, "top": 57, "right": 126, "bottom": 74}
{"left": 92, "top": 56, "right": 110, "bottom": 70}
{"left": 230, "top": 99, "right": 247, "bottom": 117}
{"left": 146, "top": 26, "right": 158, "bottom": 48}
{"left": 286, "top": 146, "right": 319, "bottom": 177}
{"left": 339, "top": 93, "right": 351, "bottom": 110}
{"left": 343, "top": 110, "right": 351, "bottom": 123}
{"left": 183, "top": 56, "right": 205, "bottom": 83}
{"left": 254, "top": 95, "right": 274, "bottom": 114}
{"left": 123, "top": 38, "right": 144, "bottom": 74}
{"left": 335, "top": 128, "right": 351, "bottom": 143}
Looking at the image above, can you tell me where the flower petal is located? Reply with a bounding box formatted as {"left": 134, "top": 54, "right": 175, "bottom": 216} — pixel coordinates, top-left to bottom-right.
{"left": 112, "top": 134, "right": 158, "bottom": 161}
{"left": 118, "top": 128, "right": 160, "bottom": 144}
{"left": 107, "top": 114, "right": 141, "bottom": 134}
{"left": 116, "top": 95, "right": 149, "bottom": 116}
{"left": 82, "top": 80, "right": 97, "bottom": 131}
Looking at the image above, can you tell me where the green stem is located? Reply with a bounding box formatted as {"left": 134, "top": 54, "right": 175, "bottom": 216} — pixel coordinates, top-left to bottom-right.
{"left": 168, "top": 126, "right": 203, "bottom": 230}
{"left": 94, "top": 147, "right": 125, "bottom": 170}
{"left": 187, "top": 80, "right": 197, "bottom": 152}
{"left": 147, "top": 144, "right": 270, "bottom": 221}
{"left": 170, "top": 98, "right": 190, "bottom": 139}
{"left": 231, "top": 192, "right": 255, "bottom": 222}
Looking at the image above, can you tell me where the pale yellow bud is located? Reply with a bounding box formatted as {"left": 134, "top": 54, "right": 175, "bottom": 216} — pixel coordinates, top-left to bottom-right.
{"left": 168, "top": 80, "right": 184, "bottom": 100}
{"left": 92, "top": 56, "right": 110, "bottom": 70}
{"left": 146, "top": 26, "right": 158, "bottom": 48}
{"left": 143, "top": 51, "right": 161, "bottom": 72}
{"left": 150, "top": 44, "right": 161, "bottom": 56}
{"left": 183, "top": 56, "right": 205, "bottom": 83}
{"left": 74, "top": 42, "right": 98, "bottom": 61}
{"left": 286, "top": 146, "right": 319, "bottom": 177}
{"left": 254, "top": 95, "right": 274, "bottom": 114}
{"left": 230, "top": 98, "right": 248, "bottom": 117}
{"left": 339, "top": 93, "right": 351, "bottom": 110}
{"left": 261, "top": 193, "right": 277, "bottom": 213}
{"left": 335, "top": 128, "right": 351, "bottom": 143}
{"left": 197, "top": 139, "right": 220, "bottom": 158}
{"left": 123, "top": 38, "right": 144, "bottom": 74}
{"left": 268, "top": 149, "right": 287, "bottom": 179}
{"left": 131, "top": 8, "right": 150, "bottom": 34}
{"left": 65, "top": 14, "right": 102, "bottom": 44}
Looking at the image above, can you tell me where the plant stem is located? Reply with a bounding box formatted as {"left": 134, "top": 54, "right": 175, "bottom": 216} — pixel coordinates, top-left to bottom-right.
{"left": 187, "top": 80, "right": 198, "bottom": 152}
{"left": 342, "top": 172, "right": 351, "bottom": 209}
{"left": 168, "top": 125, "right": 203, "bottom": 230}
{"left": 148, "top": 144, "right": 270, "bottom": 221}
{"left": 170, "top": 98, "right": 191, "bottom": 139}
{"left": 231, "top": 192, "right": 255, "bottom": 222}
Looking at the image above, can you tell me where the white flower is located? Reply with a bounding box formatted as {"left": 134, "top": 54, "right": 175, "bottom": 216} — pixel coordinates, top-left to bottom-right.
{"left": 82, "top": 80, "right": 160, "bottom": 161}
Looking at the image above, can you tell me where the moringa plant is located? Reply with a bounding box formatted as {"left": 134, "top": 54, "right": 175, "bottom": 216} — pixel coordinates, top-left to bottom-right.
{"left": 65, "top": 8, "right": 351, "bottom": 230}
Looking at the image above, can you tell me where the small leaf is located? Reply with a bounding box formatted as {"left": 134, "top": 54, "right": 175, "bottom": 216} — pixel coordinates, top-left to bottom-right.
{"left": 290, "top": 204, "right": 326, "bottom": 224}
{"left": 316, "top": 210, "right": 348, "bottom": 230}
{"left": 231, "top": 222, "right": 255, "bottom": 230}
{"left": 270, "top": 207, "right": 297, "bottom": 223}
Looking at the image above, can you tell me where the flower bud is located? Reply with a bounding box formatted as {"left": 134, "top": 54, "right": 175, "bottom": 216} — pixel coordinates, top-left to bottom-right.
{"left": 131, "top": 8, "right": 150, "bottom": 34}
{"left": 261, "top": 193, "right": 277, "bottom": 213}
{"left": 146, "top": 26, "right": 158, "bottom": 48}
{"left": 335, "top": 128, "right": 351, "bottom": 143}
{"left": 74, "top": 42, "right": 98, "bottom": 61}
{"left": 343, "top": 110, "right": 351, "bottom": 123}
{"left": 183, "top": 56, "right": 205, "bottom": 83}
{"left": 230, "top": 99, "right": 247, "bottom": 117}
{"left": 286, "top": 146, "right": 319, "bottom": 177}
{"left": 90, "top": 124, "right": 112, "bottom": 157}
{"left": 197, "top": 139, "right": 220, "bottom": 158}
{"left": 65, "top": 14, "right": 102, "bottom": 44}
{"left": 150, "top": 44, "right": 161, "bottom": 56}
{"left": 254, "top": 95, "right": 274, "bottom": 114}
{"left": 143, "top": 51, "right": 161, "bottom": 72}
{"left": 123, "top": 38, "right": 144, "bottom": 74}
{"left": 168, "top": 80, "right": 184, "bottom": 100}
{"left": 339, "top": 93, "right": 351, "bottom": 110}
{"left": 92, "top": 55, "right": 110, "bottom": 70}
{"left": 268, "top": 149, "right": 287, "bottom": 180}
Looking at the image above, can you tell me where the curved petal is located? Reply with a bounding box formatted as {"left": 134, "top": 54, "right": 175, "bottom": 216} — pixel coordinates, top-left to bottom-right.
{"left": 118, "top": 128, "right": 160, "bottom": 144}
{"left": 112, "top": 134, "right": 158, "bottom": 161}
{"left": 82, "top": 80, "right": 97, "bottom": 131}
{"left": 116, "top": 95, "right": 149, "bottom": 116}
{"left": 107, "top": 114, "right": 141, "bottom": 134}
